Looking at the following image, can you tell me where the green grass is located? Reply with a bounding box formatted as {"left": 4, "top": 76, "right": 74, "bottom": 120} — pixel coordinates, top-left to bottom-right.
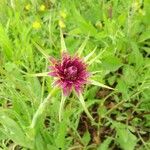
{"left": 0, "top": 0, "right": 150, "bottom": 150}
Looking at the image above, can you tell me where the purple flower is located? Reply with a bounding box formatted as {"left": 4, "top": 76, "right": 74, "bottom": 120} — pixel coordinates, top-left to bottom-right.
{"left": 48, "top": 53, "right": 90, "bottom": 95}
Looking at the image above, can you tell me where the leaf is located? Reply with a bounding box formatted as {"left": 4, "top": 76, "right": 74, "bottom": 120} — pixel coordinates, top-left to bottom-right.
{"left": 113, "top": 122, "right": 137, "bottom": 150}
{"left": 82, "top": 131, "right": 91, "bottom": 146}
{"left": 88, "top": 48, "right": 106, "bottom": 65}
{"left": 1, "top": 109, "right": 30, "bottom": 130}
{"left": 77, "top": 35, "right": 89, "bottom": 56}
{"left": 0, "top": 114, "right": 33, "bottom": 148}
{"left": 47, "top": 145, "right": 58, "bottom": 150}
{"left": 139, "top": 29, "right": 150, "bottom": 42}
{"left": 60, "top": 28, "right": 67, "bottom": 53}
{"left": 32, "top": 41, "right": 49, "bottom": 59}
{"left": 55, "top": 121, "right": 67, "bottom": 149}
{"left": 4, "top": 62, "right": 17, "bottom": 72}
{"left": 90, "top": 79, "right": 113, "bottom": 90}
{"left": 98, "top": 137, "right": 112, "bottom": 150}
{"left": 84, "top": 46, "right": 97, "bottom": 62}
{"left": 116, "top": 79, "right": 128, "bottom": 99}
{"left": 27, "top": 77, "right": 42, "bottom": 100}
{"left": 0, "top": 127, "right": 7, "bottom": 140}
{"left": 77, "top": 93, "right": 94, "bottom": 121}
{"left": 123, "top": 66, "right": 137, "bottom": 85}
{"left": 101, "top": 55, "right": 122, "bottom": 72}
{"left": 30, "top": 88, "right": 58, "bottom": 129}
{"left": 129, "top": 42, "right": 144, "bottom": 68}
{"left": 35, "top": 133, "right": 45, "bottom": 150}
{"left": 25, "top": 72, "right": 49, "bottom": 77}
{"left": 0, "top": 23, "right": 13, "bottom": 60}
{"left": 70, "top": 2, "right": 97, "bottom": 36}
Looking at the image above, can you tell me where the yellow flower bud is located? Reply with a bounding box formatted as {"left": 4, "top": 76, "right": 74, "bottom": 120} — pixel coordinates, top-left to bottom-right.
{"left": 39, "top": 4, "right": 46, "bottom": 11}
{"left": 25, "top": 4, "right": 31, "bottom": 11}
{"left": 32, "top": 21, "right": 41, "bottom": 29}
{"left": 60, "top": 11, "right": 67, "bottom": 19}
{"left": 59, "top": 20, "right": 66, "bottom": 28}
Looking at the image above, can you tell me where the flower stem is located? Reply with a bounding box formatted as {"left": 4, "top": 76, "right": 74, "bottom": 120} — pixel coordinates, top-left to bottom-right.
{"left": 59, "top": 93, "right": 67, "bottom": 122}
{"left": 30, "top": 88, "right": 57, "bottom": 129}
{"left": 104, "top": 100, "right": 125, "bottom": 116}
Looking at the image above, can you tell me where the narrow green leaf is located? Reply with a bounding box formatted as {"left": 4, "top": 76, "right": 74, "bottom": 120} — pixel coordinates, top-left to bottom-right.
{"left": 0, "top": 23, "right": 13, "bottom": 60}
{"left": 35, "top": 134, "right": 45, "bottom": 150}
{"left": 30, "top": 88, "right": 58, "bottom": 129}
{"left": 113, "top": 122, "right": 137, "bottom": 150}
{"left": 77, "top": 93, "right": 94, "bottom": 121}
{"left": 82, "top": 131, "right": 91, "bottom": 146}
{"left": 60, "top": 28, "right": 67, "bottom": 53}
{"left": 139, "top": 30, "right": 150, "bottom": 42}
{"left": 27, "top": 77, "right": 42, "bottom": 100}
{"left": 77, "top": 35, "right": 89, "bottom": 56}
{"left": 98, "top": 137, "right": 112, "bottom": 150}
{"left": 32, "top": 41, "right": 49, "bottom": 59}
{"left": 55, "top": 121, "right": 67, "bottom": 149}
{"left": 24, "top": 72, "right": 49, "bottom": 77}
{"left": 90, "top": 79, "right": 113, "bottom": 90}
{"left": 88, "top": 48, "right": 106, "bottom": 65}
{"left": 84, "top": 46, "right": 97, "bottom": 62}
{"left": 91, "top": 70, "right": 102, "bottom": 75}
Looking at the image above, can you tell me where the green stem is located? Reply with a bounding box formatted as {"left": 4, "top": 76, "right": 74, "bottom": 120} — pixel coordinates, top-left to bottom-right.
{"left": 59, "top": 93, "right": 67, "bottom": 122}
{"left": 104, "top": 100, "right": 125, "bottom": 116}
{"left": 30, "top": 88, "right": 57, "bottom": 128}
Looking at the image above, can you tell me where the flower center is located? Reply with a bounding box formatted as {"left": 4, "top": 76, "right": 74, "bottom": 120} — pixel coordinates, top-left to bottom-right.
{"left": 64, "top": 66, "right": 78, "bottom": 80}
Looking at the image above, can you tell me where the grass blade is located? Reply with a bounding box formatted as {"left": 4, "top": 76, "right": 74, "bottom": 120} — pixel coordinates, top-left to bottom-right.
{"left": 24, "top": 72, "right": 49, "bottom": 77}
{"left": 32, "top": 41, "right": 49, "bottom": 59}
{"left": 88, "top": 48, "right": 106, "bottom": 65}
{"left": 77, "top": 35, "right": 89, "bottom": 56}
{"left": 60, "top": 28, "right": 67, "bottom": 53}
{"left": 84, "top": 46, "right": 97, "bottom": 62}
{"left": 90, "top": 79, "right": 113, "bottom": 90}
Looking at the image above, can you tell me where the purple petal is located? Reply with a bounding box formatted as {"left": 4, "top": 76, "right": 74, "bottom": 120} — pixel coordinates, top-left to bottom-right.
{"left": 48, "top": 72, "right": 58, "bottom": 77}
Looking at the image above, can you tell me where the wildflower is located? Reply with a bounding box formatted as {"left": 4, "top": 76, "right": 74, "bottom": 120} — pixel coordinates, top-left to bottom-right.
{"left": 25, "top": 4, "right": 31, "bottom": 11}
{"left": 32, "top": 21, "right": 41, "bottom": 29}
{"left": 59, "top": 20, "right": 66, "bottom": 29}
{"left": 33, "top": 30, "right": 113, "bottom": 122}
{"left": 60, "top": 11, "right": 67, "bottom": 19}
{"left": 39, "top": 4, "right": 46, "bottom": 11}
{"left": 48, "top": 53, "right": 90, "bottom": 95}
{"left": 58, "top": 20, "right": 66, "bottom": 29}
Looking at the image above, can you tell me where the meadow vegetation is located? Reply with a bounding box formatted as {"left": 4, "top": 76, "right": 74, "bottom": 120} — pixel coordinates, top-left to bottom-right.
{"left": 0, "top": 0, "right": 150, "bottom": 150}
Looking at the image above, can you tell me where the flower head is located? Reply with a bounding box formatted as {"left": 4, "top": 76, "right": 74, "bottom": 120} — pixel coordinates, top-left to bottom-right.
{"left": 58, "top": 20, "right": 66, "bottom": 29}
{"left": 32, "top": 21, "right": 41, "bottom": 29}
{"left": 25, "top": 4, "right": 31, "bottom": 11}
{"left": 39, "top": 4, "right": 46, "bottom": 11}
{"left": 60, "top": 10, "right": 67, "bottom": 19}
{"left": 48, "top": 53, "right": 90, "bottom": 95}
